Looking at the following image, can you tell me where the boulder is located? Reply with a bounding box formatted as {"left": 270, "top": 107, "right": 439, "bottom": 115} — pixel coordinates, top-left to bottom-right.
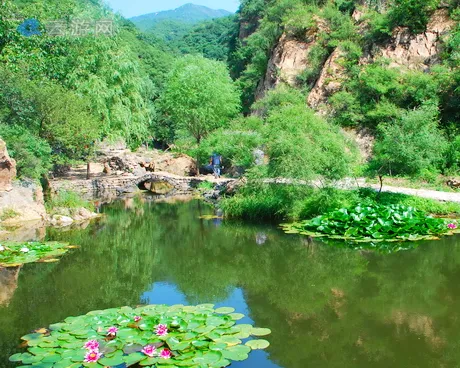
{"left": 0, "top": 180, "right": 46, "bottom": 224}
{"left": 154, "top": 154, "right": 198, "bottom": 177}
{"left": 0, "top": 139, "right": 16, "bottom": 192}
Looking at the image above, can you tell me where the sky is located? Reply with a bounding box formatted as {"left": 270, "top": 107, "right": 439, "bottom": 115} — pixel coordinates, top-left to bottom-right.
{"left": 104, "top": 0, "right": 240, "bottom": 18}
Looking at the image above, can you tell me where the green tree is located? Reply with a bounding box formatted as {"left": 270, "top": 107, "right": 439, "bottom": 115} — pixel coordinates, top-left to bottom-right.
{"left": 159, "top": 55, "right": 241, "bottom": 144}
{"left": 371, "top": 106, "right": 448, "bottom": 176}
{"left": 261, "top": 87, "right": 355, "bottom": 181}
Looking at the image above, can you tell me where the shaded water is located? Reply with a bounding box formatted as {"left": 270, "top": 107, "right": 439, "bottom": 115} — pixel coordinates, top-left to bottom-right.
{"left": 2, "top": 197, "right": 460, "bottom": 367}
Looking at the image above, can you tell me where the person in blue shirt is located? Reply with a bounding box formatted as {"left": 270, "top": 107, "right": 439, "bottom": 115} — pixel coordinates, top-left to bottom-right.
{"left": 209, "top": 152, "right": 222, "bottom": 179}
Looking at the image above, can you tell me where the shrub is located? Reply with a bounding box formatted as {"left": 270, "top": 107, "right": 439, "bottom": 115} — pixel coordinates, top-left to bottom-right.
{"left": 263, "top": 96, "right": 355, "bottom": 181}
{"left": 0, "top": 125, "right": 52, "bottom": 180}
{"left": 0, "top": 208, "right": 20, "bottom": 221}
{"left": 387, "top": 0, "right": 440, "bottom": 34}
{"left": 221, "top": 183, "right": 310, "bottom": 221}
{"left": 46, "top": 191, "right": 94, "bottom": 212}
{"left": 196, "top": 116, "right": 263, "bottom": 170}
{"left": 371, "top": 106, "right": 448, "bottom": 176}
{"left": 291, "top": 187, "right": 361, "bottom": 219}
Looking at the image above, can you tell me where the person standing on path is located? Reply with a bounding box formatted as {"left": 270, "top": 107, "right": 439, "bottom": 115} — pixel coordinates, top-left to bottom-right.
{"left": 210, "top": 152, "right": 222, "bottom": 179}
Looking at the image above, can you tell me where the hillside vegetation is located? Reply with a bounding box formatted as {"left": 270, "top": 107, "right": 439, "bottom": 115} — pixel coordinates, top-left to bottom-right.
{"left": 1, "top": 0, "right": 459, "bottom": 220}
{"left": 130, "top": 3, "right": 232, "bottom": 41}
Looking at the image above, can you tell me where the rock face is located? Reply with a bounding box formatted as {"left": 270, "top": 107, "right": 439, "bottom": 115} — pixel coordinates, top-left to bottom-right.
{"left": 0, "top": 180, "right": 47, "bottom": 224}
{"left": 0, "top": 140, "right": 46, "bottom": 225}
{"left": 361, "top": 9, "right": 455, "bottom": 70}
{"left": 307, "top": 48, "right": 346, "bottom": 109}
{"left": 255, "top": 33, "right": 313, "bottom": 99}
{"left": 0, "top": 139, "right": 16, "bottom": 192}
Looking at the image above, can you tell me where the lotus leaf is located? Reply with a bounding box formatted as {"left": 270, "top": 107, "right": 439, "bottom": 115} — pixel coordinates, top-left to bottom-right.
{"left": 281, "top": 203, "right": 460, "bottom": 250}
{"left": 10, "top": 304, "right": 271, "bottom": 367}
{"left": 0, "top": 242, "right": 76, "bottom": 268}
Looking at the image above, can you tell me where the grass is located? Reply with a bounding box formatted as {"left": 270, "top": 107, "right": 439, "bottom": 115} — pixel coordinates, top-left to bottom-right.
{"left": 221, "top": 185, "right": 460, "bottom": 221}
{"left": 46, "top": 190, "right": 94, "bottom": 212}
{"left": 197, "top": 181, "right": 215, "bottom": 191}
{"left": 0, "top": 208, "right": 20, "bottom": 221}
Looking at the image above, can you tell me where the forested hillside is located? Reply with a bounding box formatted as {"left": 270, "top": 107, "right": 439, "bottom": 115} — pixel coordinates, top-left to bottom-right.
{"left": 229, "top": 0, "right": 459, "bottom": 176}
{"left": 130, "top": 3, "right": 232, "bottom": 41}
{"left": 1, "top": 0, "right": 459, "bottom": 192}
{"left": 0, "top": 0, "right": 176, "bottom": 178}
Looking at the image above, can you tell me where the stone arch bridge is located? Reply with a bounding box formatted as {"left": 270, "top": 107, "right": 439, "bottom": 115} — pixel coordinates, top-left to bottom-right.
{"left": 49, "top": 171, "right": 235, "bottom": 200}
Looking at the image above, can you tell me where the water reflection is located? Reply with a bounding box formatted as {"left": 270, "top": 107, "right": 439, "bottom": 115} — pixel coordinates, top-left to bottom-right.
{"left": 1, "top": 198, "right": 460, "bottom": 367}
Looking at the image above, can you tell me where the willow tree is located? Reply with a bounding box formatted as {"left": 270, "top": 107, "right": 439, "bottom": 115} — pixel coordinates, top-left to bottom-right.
{"left": 159, "top": 55, "right": 241, "bottom": 144}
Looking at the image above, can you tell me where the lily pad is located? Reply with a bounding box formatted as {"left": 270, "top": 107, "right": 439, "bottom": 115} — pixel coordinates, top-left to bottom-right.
{"left": 0, "top": 242, "right": 76, "bottom": 268}
{"left": 245, "top": 339, "right": 270, "bottom": 349}
{"left": 10, "top": 304, "right": 270, "bottom": 367}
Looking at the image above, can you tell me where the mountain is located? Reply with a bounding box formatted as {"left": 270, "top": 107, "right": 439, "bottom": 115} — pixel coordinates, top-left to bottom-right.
{"left": 130, "top": 3, "right": 233, "bottom": 32}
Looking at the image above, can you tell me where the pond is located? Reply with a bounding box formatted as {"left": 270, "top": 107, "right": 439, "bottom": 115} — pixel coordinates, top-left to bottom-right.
{"left": 1, "top": 196, "right": 460, "bottom": 368}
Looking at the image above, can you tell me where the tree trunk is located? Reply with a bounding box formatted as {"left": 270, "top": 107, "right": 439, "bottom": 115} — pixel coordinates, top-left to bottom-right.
{"left": 86, "top": 162, "right": 91, "bottom": 180}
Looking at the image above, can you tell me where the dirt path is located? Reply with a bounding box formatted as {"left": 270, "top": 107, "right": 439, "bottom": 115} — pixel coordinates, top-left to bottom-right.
{"left": 335, "top": 178, "right": 460, "bottom": 203}
{"left": 366, "top": 183, "right": 460, "bottom": 203}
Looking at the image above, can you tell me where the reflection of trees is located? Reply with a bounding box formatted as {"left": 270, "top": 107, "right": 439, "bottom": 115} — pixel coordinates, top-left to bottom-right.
{"left": 3, "top": 199, "right": 460, "bottom": 368}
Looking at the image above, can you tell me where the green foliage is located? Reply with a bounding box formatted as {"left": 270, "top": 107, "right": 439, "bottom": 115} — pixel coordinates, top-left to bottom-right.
{"left": 0, "top": 124, "right": 52, "bottom": 179}
{"left": 0, "top": 0, "right": 164, "bottom": 150}
{"left": 445, "top": 135, "right": 460, "bottom": 171}
{"left": 130, "top": 4, "right": 231, "bottom": 33}
{"left": 260, "top": 87, "right": 355, "bottom": 181}
{"left": 0, "top": 208, "right": 20, "bottom": 221}
{"left": 371, "top": 106, "right": 448, "bottom": 176}
{"left": 10, "top": 304, "right": 270, "bottom": 367}
{"left": 198, "top": 181, "right": 215, "bottom": 191}
{"left": 0, "top": 241, "right": 73, "bottom": 268}
{"left": 173, "top": 16, "right": 239, "bottom": 61}
{"left": 197, "top": 117, "right": 263, "bottom": 170}
{"left": 387, "top": 0, "right": 440, "bottom": 33}
{"left": 159, "top": 55, "right": 241, "bottom": 144}
{"left": 283, "top": 202, "right": 453, "bottom": 243}
{"left": 46, "top": 191, "right": 94, "bottom": 212}
{"left": 221, "top": 183, "right": 311, "bottom": 221}
{"left": 331, "top": 60, "right": 445, "bottom": 127}
{"left": 291, "top": 187, "right": 361, "bottom": 219}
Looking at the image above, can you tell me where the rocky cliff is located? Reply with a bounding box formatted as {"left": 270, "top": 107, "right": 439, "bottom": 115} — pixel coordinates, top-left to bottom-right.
{"left": 253, "top": 7, "right": 456, "bottom": 109}
{"left": 0, "top": 140, "right": 46, "bottom": 226}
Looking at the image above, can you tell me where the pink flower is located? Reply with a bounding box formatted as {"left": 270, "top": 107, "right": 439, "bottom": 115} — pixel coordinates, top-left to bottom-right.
{"left": 107, "top": 326, "right": 118, "bottom": 335}
{"left": 84, "top": 340, "right": 99, "bottom": 351}
{"left": 142, "top": 345, "right": 157, "bottom": 357}
{"left": 448, "top": 223, "right": 457, "bottom": 230}
{"left": 155, "top": 324, "right": 168, "bottom": 337}
{"left": 134, "top": 316, "right": 142, "bottom": 322}
{"left": 160, "top": 349, "right": 171, "bottom": 359}
{"left": 84, "top": 351, "right": 102, "bottom": 363}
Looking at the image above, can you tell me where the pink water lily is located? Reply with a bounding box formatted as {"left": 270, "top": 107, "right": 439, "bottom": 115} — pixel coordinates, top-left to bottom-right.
{"left": 84, "top": 350, "right": 102, "bottom": 363}
{"left": 141, "top": 344, "right": 157, "bottom": 357}
{"left": 160, "top": 348, "right": 171, "bottom": 359}
{"left": 448, "top": 223, "right": 457, "bottom": 230}
{"left": 107, "top": 326, "right": 118, "bottom": 335}
{"left": 84, "top": 340, "right": 99, "bottom": 351}
{"left": 134, "top": 316, "right": 142, "bottom": 322}
{"left": 155, "top": 324, "right": 168, "bottom": 336}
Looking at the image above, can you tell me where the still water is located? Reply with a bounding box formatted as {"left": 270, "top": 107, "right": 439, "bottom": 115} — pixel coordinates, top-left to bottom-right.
{"left": 1, "top": 196, "right": 460, "bottom": 367}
